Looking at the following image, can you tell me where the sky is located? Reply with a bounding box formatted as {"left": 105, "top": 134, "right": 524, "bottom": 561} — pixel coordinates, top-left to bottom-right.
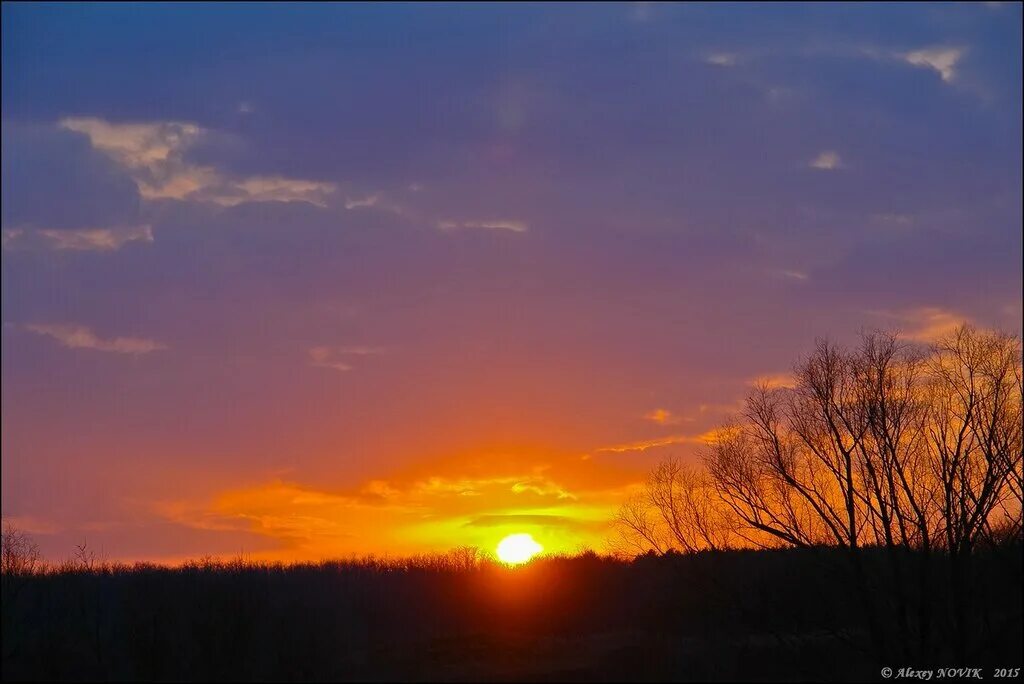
{"left": 2, "top": 2, "right": 1021, "bottom": 563}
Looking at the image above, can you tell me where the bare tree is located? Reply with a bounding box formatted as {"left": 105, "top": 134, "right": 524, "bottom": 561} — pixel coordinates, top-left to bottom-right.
{"left": 923, "top": 326, "right": 1022, "bottom": 659}
{"left": 613, "top": 490, "right": 667, "bottom": 555}
{"left": 614, "top": 455, "right": 735, "bottom": 554}
{"left": 622, "top": 325, "right": 1022, "bottom": 662}
{"left": 1, "top": 522, "right": 41, "bottom": 576}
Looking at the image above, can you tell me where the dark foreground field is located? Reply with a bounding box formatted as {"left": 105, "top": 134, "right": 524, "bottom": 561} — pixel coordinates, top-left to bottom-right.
{"left": 2, "top": 546, "right": 1021, "bottom": 682}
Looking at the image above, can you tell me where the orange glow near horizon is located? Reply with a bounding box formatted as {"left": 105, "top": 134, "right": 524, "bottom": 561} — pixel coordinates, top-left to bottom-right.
{"left": 138, "top": 447, "right": 640, "bottom": 564}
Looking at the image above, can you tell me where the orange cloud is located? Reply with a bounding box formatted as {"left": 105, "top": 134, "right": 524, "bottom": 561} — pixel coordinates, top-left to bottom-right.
{"left": 595, "top": 428, "right": 722, "bottom": 454}
{"left": 868, "top": 306, "right": 973, "bottom": 342}
{"left": 154, "top": 457, "right": 625, "bottom": 562}
{"left": 748, "top": 373, "right": 796, "bottom": 389}
{"left": 643, "top": 408, "right": 690, "bottom": 425}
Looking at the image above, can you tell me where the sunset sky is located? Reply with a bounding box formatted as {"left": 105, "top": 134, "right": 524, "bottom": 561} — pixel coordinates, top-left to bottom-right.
{"left": 2, "top": 3, "right": 1021, "bottom": 563}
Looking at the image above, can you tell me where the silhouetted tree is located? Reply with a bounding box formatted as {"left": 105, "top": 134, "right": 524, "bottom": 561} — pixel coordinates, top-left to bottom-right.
{"left": 614, "top": 456, "right": 735, "bottom": 554}
{"left": 1, "top": 521, "right": 41, "bottom": 576}
{"left": 623, "top": 325, "right": 1023, "bottom": 663}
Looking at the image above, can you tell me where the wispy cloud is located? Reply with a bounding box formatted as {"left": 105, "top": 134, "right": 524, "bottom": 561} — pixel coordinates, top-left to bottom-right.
{"left": 643, "top": 408, "right": 689, "bottom": 425}
{"left": 463, "top": 514, "right": 591, "bottom": 531}
{"left": 3, "top": 225, "right": 154, "bottom": 252}
{"left": 747, "top": 372, "right": 797, "bottom": 390}
{"left": 858, "top": 44, "right": 967, "bottom": 87}
{"left": 60, "top": 117, "right": 336, "bottom": 207}
{"left": 344, "top": 194, "right": 380, "bottom": 210}
{"left": 596, "top": 429, "right": 721, "bottom": 454}
{"left": 510, "top": 478, "right": 576, "bottom": 500}
{"left": 773, "top": 269, "right": 809, "bottom": 282}
{"left": 704, "top": 52, "right": 738, "bottom": 67}
{"left": 334, "top": 346, "right": 386, "bottom": 356}
{"left": 228, "top": 176, "right": 336, "bottom": 207}
{"left": 809, "top": 150, "right": 843, "bottom": 170}
{"left": 437, "top": 219, "right": 528, "bottom": 234}
{"left": 308, "top": 345, "right": 384, "bottom": 372}
{"left": 25, "top": 323, "right": 167, "bottom": 355}
{"left": 900, "top": 46, "right": 965, "bottom": 83}
{"left": 60, "top": 117, "right": 204, "bottom": 172}
{"left": 309, "top": 347, "right": 352, "bottom": 372}
{"left": 0, "top": 515, "right": 60, "bottom": 535}
{"left": 39, "top": 225, "right": 153, "bottom": 251}
{"left": 868, "top": 307, "right": 972, "bottom": 342}
{"left": 2, "top": 229, "right": 25, "bottom": 249}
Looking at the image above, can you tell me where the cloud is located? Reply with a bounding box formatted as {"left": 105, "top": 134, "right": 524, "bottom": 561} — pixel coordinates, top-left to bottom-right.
{"left": 344, "top": 194, "right": 380, "bottom": 210}
{"left": 510, "top": 478, "right": 576, "bottom": 500}
{"left": 156, "top": 480, "right": 363, "bottom": 546}
{"left": 359, "top": 471, "right": 582, "bottom": 508}
{"left": 868, "top": 307, "right": 972, "bottom": 342}
{"left": 856, "top": 43, "right": 967, "bottom": 86}
{"left": 59, "top": 117, "right": 336, "bottom": 207}
{"left": 643, "top": 408, "right": 689, "bottom": 425}
{"left": 308, "top": 347, "right": 352, "bottom": 372}
{"left": 308, "top": 345, "right": 384, "bottom": 372}
{"left": 596, "top": 429, "right": 720, "bottom": 454}
{"left": 463, "top": 514, "right": 590, "bottom": 531}
{"left": 773, "top": 269, "right": 809, "bottom": 282}
{"left": 1, "top": 515, "right": 60, "bottom": 535}
{"left": 748, "top": 373, "right": 797, "bottom": 390}
{"left": 225, "top": 176, "right": 336, "bottom": 207}
{"left": 60, "top": 117, "right": 204, "bottom": 173}
{"left": 437, "top": 219, "right": 528, "bottom": 233}
{"left": 312, "top": 360, "right": 353, "bottom": 372}
{"left": 809, "top": 150, "right": 843, "bottom": 170}
{"left": 704, "top": 52, "right": 738, "bottom": 67}
{"left": 341, "top": 192, "right": 413, "bottom": 218}
{"left": 900, "top": 46, "right": 965, "bottom": 83}
{"left": 2, "top": 229, "right": 25, "bottom": 249}
{"left": 3, "top": 224, "right": 153, "bottom": 252}
{"left": 25, "top": 323, "right": 167, "bottom": 354}
{"left": 39, "top": 225, "right": 153, "bottom": 251}
{"left": 155, "top": 467, "right": 599, "bottom": 559}
{"left": 334, "top": 346, "right": 386, "bottom": 355}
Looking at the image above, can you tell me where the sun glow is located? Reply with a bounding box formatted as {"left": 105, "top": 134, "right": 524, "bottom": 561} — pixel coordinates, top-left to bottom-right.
{"left": 496, "top": 533, "right": 543, "bottom": 564}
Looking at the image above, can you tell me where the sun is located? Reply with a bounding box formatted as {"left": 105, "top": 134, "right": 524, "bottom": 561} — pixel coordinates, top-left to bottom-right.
{"left": 496, "top": 533, "right": 543, "bottom": 565}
